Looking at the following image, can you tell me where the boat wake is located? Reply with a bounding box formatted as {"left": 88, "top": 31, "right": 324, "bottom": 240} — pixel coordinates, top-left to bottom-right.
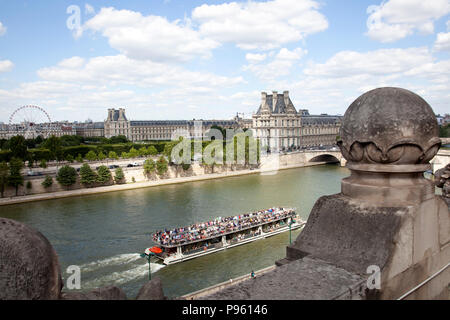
{"left": 82, "top": 262, "right": 165, "bottom": 289}
{"left": 73, "top": 253, "right": 166, "bottom": 291}
{"left": 78, "top": 253, "right": 141, "bottom": 272}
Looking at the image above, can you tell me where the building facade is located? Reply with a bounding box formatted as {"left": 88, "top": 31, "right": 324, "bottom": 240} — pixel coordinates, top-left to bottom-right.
{"left": 104, "top": 108, "right": 252, "bottom": 141}
{"left": 252, "top": 91, "right": 341, "bottom": 151}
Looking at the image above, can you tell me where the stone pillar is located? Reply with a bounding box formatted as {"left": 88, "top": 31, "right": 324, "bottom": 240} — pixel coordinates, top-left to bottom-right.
{"left": 283, "top": 87, "right": 449, "bottom": 299}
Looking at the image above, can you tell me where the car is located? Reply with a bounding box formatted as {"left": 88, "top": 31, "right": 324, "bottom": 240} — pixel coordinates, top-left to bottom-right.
{"left": 108, "top": 165, "right": 120, "bottom": 169}
{"left": 27, "top": 171, "right": 43, "bottom": 176}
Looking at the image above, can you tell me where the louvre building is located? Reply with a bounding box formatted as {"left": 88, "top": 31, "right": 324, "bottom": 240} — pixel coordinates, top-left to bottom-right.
{"left": 252, "top": 91, "right": 341, "bottom": 151}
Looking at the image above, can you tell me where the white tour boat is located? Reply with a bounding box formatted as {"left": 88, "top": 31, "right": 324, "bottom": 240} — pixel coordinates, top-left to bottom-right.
{"left": 150, "top": 207, "right": 305, "bottom": 265}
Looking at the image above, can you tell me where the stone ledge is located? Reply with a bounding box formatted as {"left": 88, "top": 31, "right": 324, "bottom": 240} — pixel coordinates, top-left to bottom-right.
{"left": 200, "top": 257, "right": 366, "bottom": 300}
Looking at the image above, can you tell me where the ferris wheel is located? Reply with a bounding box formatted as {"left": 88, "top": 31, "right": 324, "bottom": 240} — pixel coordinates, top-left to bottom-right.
{"left": 8, "top": 105, "right": 53, "bottom": 139}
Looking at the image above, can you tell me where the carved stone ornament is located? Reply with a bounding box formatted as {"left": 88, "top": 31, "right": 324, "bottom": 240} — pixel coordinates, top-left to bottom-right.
{"left": 337, "top": 87, "right": 441, "bottom": 166}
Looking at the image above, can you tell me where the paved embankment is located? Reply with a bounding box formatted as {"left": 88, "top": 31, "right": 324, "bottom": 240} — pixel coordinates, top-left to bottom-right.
{"left": 181, "top": 265, "right": 277, "bottom": 300}
{"left": 0, "top": 162, "right": 326, "bottom": 206}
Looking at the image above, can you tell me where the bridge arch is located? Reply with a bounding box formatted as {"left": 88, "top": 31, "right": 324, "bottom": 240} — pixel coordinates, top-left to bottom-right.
{"left": 309, "top": 154, "right": 340, "bottom": 164}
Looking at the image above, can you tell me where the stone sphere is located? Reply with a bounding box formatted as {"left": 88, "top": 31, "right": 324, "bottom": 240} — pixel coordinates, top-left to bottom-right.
{"left": 337, "top": 87, "right": 441, "bottom": 164}
{"left": 0, "top": 218, "right": 62, "bottom": 299}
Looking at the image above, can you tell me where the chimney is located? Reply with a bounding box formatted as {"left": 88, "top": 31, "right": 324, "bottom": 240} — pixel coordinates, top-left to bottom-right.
{"left": 118, "top": 108, "right": 125, "bottom": 121}
{"left": 272, "top": 91, "right": 278, "bottom": 112}
{"left": 284, "top": 91, "right": 290, "bottom": 108}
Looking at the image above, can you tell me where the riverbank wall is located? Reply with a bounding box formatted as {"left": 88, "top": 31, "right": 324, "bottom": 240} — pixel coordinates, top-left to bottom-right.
{"left": 0, "top": 153, "right": 331, "bottom": 206}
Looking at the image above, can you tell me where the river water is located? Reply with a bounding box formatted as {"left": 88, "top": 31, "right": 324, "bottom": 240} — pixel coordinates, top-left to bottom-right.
{"left": 0, "top": 164, "right": 349, "bottom": 298}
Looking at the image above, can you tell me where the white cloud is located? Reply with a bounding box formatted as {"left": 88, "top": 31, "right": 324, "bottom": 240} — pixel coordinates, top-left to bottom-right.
{"left": 245, "top": 53, "right": 267, "bottom": 64}
{"left": 0, "top": 22, "right": 6, "bottom": 36}
{"left": 304, "top": 47, "right": 432, "bottom": 77}
{"left": 38, "top": 55, "right": 244, "bottom": 88}
{"left": 83, "top": 7, "right": 220, "bottom": 62}
{"left": 192, "top": 0, "right": 328, "bottom": 50}
{"left": 289, "top": 46, "right": 450, "bottom": 115}
{"left": 0, "top": 60, "right": 14, "bottom": 73}
{"left": 244, "top": 47, "right": 306, "bottom": 80}
{"left": 434, "top": 28, "right": 450, "bottom": 52}
{"left": 366, "top": 0, "right": 450, "bottom": 42}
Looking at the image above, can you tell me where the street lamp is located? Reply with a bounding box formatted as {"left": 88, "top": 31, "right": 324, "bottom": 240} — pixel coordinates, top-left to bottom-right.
{"left": 140, "top": 249, "right": 155, "bottom": 281}
{"left": 289, "top": 217, "right": 295, "bottom": 245}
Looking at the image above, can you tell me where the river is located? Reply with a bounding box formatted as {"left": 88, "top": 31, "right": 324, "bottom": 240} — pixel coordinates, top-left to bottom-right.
{"left": 0, "top": 164, "right": 350, "bottom": 298}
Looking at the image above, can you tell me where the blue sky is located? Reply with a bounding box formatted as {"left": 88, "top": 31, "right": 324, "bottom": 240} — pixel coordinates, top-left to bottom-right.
{"left": 0, "top": 0, "right": 449, "bottom": 122}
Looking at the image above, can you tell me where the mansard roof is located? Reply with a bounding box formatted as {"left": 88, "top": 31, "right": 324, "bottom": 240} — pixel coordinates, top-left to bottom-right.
{"left": 256, "top": 93, "right": 297, "bottom": 115}
{"left": 129, "top": 120, "right": 239, "bottom": 127}
{"left": 301, "top": 115, "right": 342, "bottom": 125}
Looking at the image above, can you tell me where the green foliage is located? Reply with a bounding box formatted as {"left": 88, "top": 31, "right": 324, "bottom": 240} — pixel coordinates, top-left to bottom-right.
{"left": 132, "top": 176, "right": 136, "bottom": 183}
{"left": 156, "top": 156, "right": 168, "bottom": 175}
{"left": 76, "top": 154, "right": 83, "bottom": 163}
{"left": 108, "top": 151, "right": 118, "bottom": 160}
{"left": 79, "top": 163, "right": 97, "bottom": 187}
{"left": 66, "top": 154, "right": 74, "bottom": 163}
{"left": 128, "top": 147, "right": 139, "bottom": 158}
{"left": 60, "top": 135, "right": 84, "bottom": 147}
{"left": 26, "top": 180, "right": 32, "bottom": 189}
{"left": 182, "top": 163, "right": 191, "bottom": 171}
{"left": 97, "top": 151, "right": 106, "bottom": 161}
{"left": 29, "top": 148, "right": 51, "bottom": 162}
{"left": 108, "top": 135, "right": 129, "bottom": 144}
{"left": 7, "top": 158, "right": 24, "bottom": 196}
{"left": 439, "top": 124, "right": 450, "bottom": 138}
{"left": 143, "top": 158, "right": 156, "bottom": 175}
{"left": 9, "top": 136, "right": 28, "bottom": 160}
{"left": 0, "top": 150, "right": 12, "bottom": 162}
{"left": 56, "top": 165, "right": 77, "bottom": 187}
{"left": 0, "top": 161, "right": 8, "bottom": 197}
{"left": 96, "top": 165, "right": 112, "bottom": 185}
{"left": 138, "top": 147, "right": 148, "bottom": 157}
{"left": 41, "top": 175, "right": 53, "bottom": 188}
{"left": 121, "top": 151, "right": 128, "bottom": 159}
{"left": 43, "top": 135, "right": 63, "bottom": 160}
{"left": 147, "top": 145, "right": 158, "bottom": 155}
{"left": 39, "top": 159, "right": 48, "bottom": 168}
{"left": 85, "top": 150, "right": 98, "bottom": 161}
{"left": 114, "top": 167, "right": 125, "bottom": 184}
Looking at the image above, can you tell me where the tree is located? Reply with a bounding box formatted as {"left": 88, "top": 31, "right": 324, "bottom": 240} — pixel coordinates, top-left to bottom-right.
{"left": 43, "top": 135, "right": 63, "bottom": 160}
{"left": 96, "top": 165, "right": 112, "bottom": 185}
{"left": 76, "top": 154, "right": 83, "bottom": 163}
{"left": 108, "top": 151, "right": 118, "bottom": 160}
{"left": 85, "top": 150, "right": 98, "bottom": 161}
{"left": 156, "top": 156, "right": 168, "bottom": 176}
{"left": 39, "top": 159, "right": 48, "bottom": 169}
{"left": 138, "top": 147, "right": 148, "bottom": 157}
{"left": 9, "top": 136, "right": 28, "bottom": 160}
{"left": 8, "top": 158, "right": 24, "bottom": 196}
{"left": 0, "top": 161, "right": 8, "bottom": 198}
{"left": 56, "top": 165, "right": 77, "bottom": 188}
{"left": 121, "top": 152, "right": 128, "bottom": 159}
{"left": 109, "top": 135, "right": 128, "bottom": 144}
{"left": 128, "top": 147, "right": 139, "bottom": 158}
{"left": 66, "top": 154, "right": 74, "bottom": 163}
{"left": 114, "top": 167, "right": 125, "bottom": 184}
{"left": 41, "top": 175, "right": 53, "bottom": 188}
{"left": 25, "top": 181, "right": 32, "bottom": 194}
{"left": 147, "top": 145, "right": 158, "bottom": 156}
{"left": 97, "top": 152, "right": 107, "bottom": 161}
{"left": 143, "top": 158, "right": 156, "bottom": 175}
{"left": 79, "top": 163, "right": 97, "bottom": 187}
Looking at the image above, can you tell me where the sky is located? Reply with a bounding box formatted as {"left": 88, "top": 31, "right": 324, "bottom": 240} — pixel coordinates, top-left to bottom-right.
{"left": 0, "top": 0, "right": 449, "bottom": 123}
